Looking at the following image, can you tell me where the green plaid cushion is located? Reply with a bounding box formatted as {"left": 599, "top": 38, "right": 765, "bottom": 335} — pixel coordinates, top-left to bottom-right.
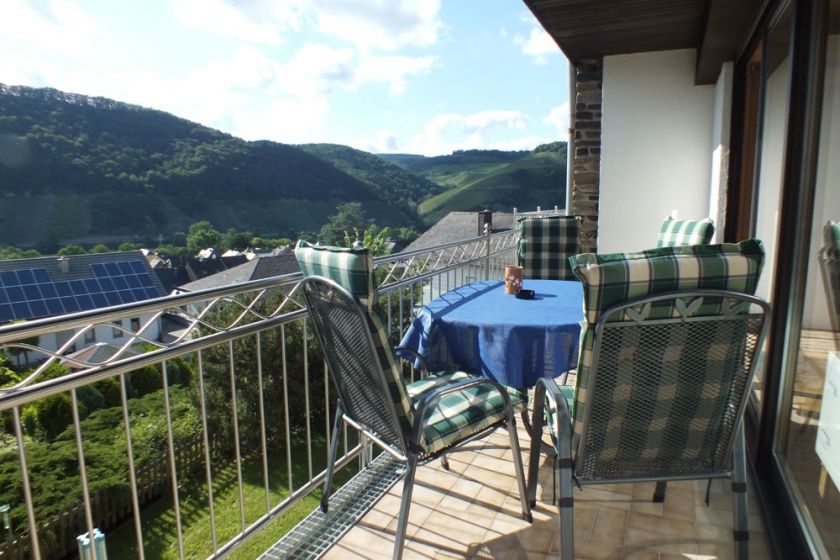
{"left": 564, "top": 239, "right": 764, "bottom": 455}
{"left": 406, "top": 371, "right": 527, "bottom": 455}
{"left": 518, "top": 216, "right": 580, "bottom": 280}
{"left": 657, "top": 218, "right": 715, "bottom": 247}
{"left": 295, "top": 240, "right": 377, "bottom": 307}
{"left": 570, "top": 239, "right": 764, "bottom": 325}
{"left": 296, "top": 240, "right": 415, "bottom": 439}
{"left": 825, "top": 221, "right": 840, "bottom": 257}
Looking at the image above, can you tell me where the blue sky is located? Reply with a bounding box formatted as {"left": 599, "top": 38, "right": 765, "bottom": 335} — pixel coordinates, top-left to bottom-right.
{"left": 0, "top": 0, "right": 569, "bottom": 156}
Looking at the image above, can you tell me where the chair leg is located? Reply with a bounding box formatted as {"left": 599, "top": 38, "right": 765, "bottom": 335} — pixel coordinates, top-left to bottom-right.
{"left": 653, "top": 481, "right": 668, "bottom": 503}
{"left": 557, "top": 453, "right": 574, "bottom": 560}
{"left": 506, "top": 412, "right": 533, "bottom": 522}
{"left": 553, "top": 397, "right": 574, "bottom": 560}
{"left": 321, "top": 406, "right": 344, "bottom": 513}
{"left": 526, "top": 382, "right": 548, "bottom": 507}
{"left": 440, "top": 452, "right": 450, "bottom": 471}
{"left": 392, "top": 453, "right": 418, "bottom": 560}
{"left": 732, "top": 422, "right": 749, "bottom": 560}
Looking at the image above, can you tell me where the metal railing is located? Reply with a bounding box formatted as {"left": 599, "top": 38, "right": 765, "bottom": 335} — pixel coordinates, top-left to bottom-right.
{"left": 0, "top": 227, "right": 518, "bottom": 559}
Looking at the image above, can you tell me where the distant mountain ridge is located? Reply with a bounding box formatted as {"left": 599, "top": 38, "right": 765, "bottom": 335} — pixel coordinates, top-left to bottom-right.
{"left": 377, "top": 143, "right": 567, "bottom": 223}
{"left": 0, "top": 84, "right": 430, "bottom": 247}
{"left": 0, "top": 83, "right": 567, "bottom": 248}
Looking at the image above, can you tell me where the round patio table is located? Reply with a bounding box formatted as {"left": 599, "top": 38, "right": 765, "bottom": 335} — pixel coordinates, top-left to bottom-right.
{"left": 399, "top": 279, "right": 584, "bottom": 390}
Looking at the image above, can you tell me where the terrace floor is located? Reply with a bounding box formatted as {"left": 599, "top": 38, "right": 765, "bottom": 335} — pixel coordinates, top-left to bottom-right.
{"left": 322, "top": 424, "right": 771, "bottom": 560}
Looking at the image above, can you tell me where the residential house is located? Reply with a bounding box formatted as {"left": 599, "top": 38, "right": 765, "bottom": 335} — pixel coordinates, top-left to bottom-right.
{"left": 0, "top": 251, "right": 167, "bottom": 359}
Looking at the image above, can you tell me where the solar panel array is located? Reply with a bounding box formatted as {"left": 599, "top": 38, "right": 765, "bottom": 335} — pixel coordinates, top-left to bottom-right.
{"left": 0, "top": 260, "right": 160, "bottom": 322}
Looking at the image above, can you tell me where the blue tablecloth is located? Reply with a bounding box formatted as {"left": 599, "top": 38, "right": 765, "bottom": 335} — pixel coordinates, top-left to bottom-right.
{"left": 399, "top": 279, "right": 584, "bottom": 389}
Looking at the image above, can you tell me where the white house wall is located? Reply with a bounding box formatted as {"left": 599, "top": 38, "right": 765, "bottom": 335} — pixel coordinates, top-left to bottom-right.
{"left": 599, "top": 49, "right": 716, "bottom": 253}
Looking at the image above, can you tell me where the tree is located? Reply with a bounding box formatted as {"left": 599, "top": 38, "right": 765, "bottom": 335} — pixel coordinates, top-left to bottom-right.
{"left": 117, "top": 242, "right": 143, "bottom": 251}
{"left": 57, "top": 244, "right": 86, "bottom": 256}
{"left": 0, "top": 246, "right": 41, "bottom": 260}
{"left": 343, "top": 225, "right": 392, "bottom": 257}
{"left": 90, "top": 243, "right": 111, "bottom": 253}
{"left": 186, "top": 221, "right": 221, "bottom": 253}
{"left": 318, "top": 203, "right": 371, "bottom": 246}
{"left": 220, "top": 228, "right": 251, "bottom": 251}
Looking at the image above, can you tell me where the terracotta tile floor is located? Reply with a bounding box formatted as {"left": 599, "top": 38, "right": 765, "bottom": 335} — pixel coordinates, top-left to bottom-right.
{"left": 323, "top": 425, "right": 772, "bottom": 559}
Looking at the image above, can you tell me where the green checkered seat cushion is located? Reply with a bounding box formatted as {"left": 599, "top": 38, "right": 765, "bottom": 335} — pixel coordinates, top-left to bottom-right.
{"left": 553, "top": 239, "right": 764, "bottom": 457}
{"left": 657, "top": 218, "right": 715, "bottom": 247}
{"left": 518, "top": 216, "right": 580, "bottom": 280}
{"left": 406, "top": 371, "right": 527, "bottom": 454}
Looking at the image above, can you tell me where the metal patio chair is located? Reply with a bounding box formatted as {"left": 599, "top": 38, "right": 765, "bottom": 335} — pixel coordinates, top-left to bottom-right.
{"left": 819, "top": 220, "right": 840, "bottom": 339}
{"left": 657, "top": 216, "right": 715, "bottom": 247}
{"left": 518, "top": 215, "right": 581, "bottom": 280}
{"left": 526, "top": 240, "right": 769, "bottom": 560}
{"left": 295, "top": 241, "right": 531, "bottom": 560}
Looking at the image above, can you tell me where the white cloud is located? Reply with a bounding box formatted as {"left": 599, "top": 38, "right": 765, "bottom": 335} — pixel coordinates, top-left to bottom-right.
{"left": 233, "top": 97, "right": 331, "bottom": 143}
{"left": 312, "top": 0, "right": 442, "bottom": 52}
{"left": 170, "top": 0, "right": 442, "bottom": 52}
{"left": 277, "top": 43, "right": 356, "bottom": 97}
{"left": 0, "top": 0, "right": 100, "bottom": 57}
{"left": 513, "top": 15, "right": 559, "bottom": 64}
{"left": 356, "top": 54, "right": 436, "bottom": 94}
{"left": 172, "top": 0, "right": 306, "bottom": 44}
{"left": 366, "top": 129, "right": 399, "bottom": 153}
{"left": 395, "top": 110, "right": 537, "bottom": 156}
{"left": 544, "top": 102, "right": 570, "bottom": 133}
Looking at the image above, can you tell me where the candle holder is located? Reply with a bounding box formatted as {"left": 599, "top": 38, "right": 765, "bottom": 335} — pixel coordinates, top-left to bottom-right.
{"left": 504, "top": 265, "right": 523, "bottom": 294}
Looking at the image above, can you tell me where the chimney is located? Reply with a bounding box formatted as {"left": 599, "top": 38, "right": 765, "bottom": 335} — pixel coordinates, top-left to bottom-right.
{"left": 57, "top": 256, "right": 70, "bottom": 274}
{"left": 478, "top": 210, "right": 493, "bottom": 236}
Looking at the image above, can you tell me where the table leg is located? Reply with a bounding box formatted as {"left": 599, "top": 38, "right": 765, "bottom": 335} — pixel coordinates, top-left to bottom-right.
{"left": 521, "top": 409, "right": 557, "bottom": 458}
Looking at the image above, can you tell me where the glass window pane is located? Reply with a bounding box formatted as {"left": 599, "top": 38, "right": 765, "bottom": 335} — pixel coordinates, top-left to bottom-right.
{"left": 776, "top": 5, "right": 840, "bottom": 556}
{"left": 751, "top": 6, "right": 793, "bottom": 409}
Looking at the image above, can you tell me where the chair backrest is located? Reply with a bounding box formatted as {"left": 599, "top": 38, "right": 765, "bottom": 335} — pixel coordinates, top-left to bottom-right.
{"left": 657, "top": 217, "right": 715, "bottom": 247}
{"left": 568, "top": 240, "right": 768, "bottom": 482}
{"left": 295, "top": 241, "right": 414, "bottom": 451}
{"left": 518, "top": 215, "right": 580, "bottom": 280}
{"left": 820, "top": 221, "right": 840, "bottom": 336}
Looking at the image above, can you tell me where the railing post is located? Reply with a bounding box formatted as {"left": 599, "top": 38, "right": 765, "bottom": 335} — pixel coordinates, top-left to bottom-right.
{"left": 484, "top": 223, "right": 491, "bottom": 280}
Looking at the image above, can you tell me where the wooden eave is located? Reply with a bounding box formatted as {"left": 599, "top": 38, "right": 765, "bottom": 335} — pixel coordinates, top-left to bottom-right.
{"left": 525, "top": 0, "right": 762, "bottom": 84}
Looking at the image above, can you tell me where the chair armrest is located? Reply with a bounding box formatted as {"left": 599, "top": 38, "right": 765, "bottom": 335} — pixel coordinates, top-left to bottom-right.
{"left": 393, "top": 346, "right": 430, "bottom": 377}
{"left": 532, "top": 377, "right": 573, "bottom": 458}
{"left": 411, "top": 377, "right": 514, "bottom": 447}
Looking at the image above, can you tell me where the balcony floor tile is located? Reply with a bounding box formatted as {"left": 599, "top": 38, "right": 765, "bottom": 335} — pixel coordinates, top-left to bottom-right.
{"left": 321, "top": 425, "right": 771, "bottom": 559}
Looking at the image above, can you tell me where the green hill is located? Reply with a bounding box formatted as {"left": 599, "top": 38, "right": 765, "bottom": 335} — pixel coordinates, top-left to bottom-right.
{"left": 379, "top": 144, "right": 567, "bottom": 224}
{"left": 299, "top": 144, "right": 446, "bottom": 214}
{"left": 0, "top": 84, "right": 425, "bottom": 248}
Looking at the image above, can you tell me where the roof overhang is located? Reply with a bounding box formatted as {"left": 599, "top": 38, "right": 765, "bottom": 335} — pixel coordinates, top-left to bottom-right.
{"left": 524, "top": 0, "right": 761, "bottom": 84}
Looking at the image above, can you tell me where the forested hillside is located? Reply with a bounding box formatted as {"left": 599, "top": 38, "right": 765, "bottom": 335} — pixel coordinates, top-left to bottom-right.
{"left": 0, "top": 84, "right": 425, "bottom": 248}
{"left": 379, "top": 142, "right": 567, "bottom": 223}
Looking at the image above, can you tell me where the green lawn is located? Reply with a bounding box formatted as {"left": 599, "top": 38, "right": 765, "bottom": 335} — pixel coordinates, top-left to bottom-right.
{"left": 107, "top": 437, "right": 357, "bottom": 559}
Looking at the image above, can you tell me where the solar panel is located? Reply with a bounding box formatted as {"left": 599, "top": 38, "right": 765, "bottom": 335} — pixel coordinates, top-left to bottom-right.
{"left": 40, "top": 283, "right": 57, "bottom": 298}
{"left": 12, "top": 302, "right": 30, "bottom": 319}
{"left": 23, "top": 285, "right": 41, "bottom": 300}
{"left": 1, "top": 271, "right": 19, "bottom": 286}
{"left": 55, "top": 281, "right": 72, "bottom": 297}
{"left": 0, "top": 259, "right": 161, "bottom": 322}
{"left": 17, "top": 269, "right": 35, "bottom": 285}
{"left": 61, "top": 297, "right": 79, "bottom": 313}
{"left": 7, "top": 286, "right": 24, "bottom": 303}
{"left": 29, "top": 300, "right": 47, "bottom": 317}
